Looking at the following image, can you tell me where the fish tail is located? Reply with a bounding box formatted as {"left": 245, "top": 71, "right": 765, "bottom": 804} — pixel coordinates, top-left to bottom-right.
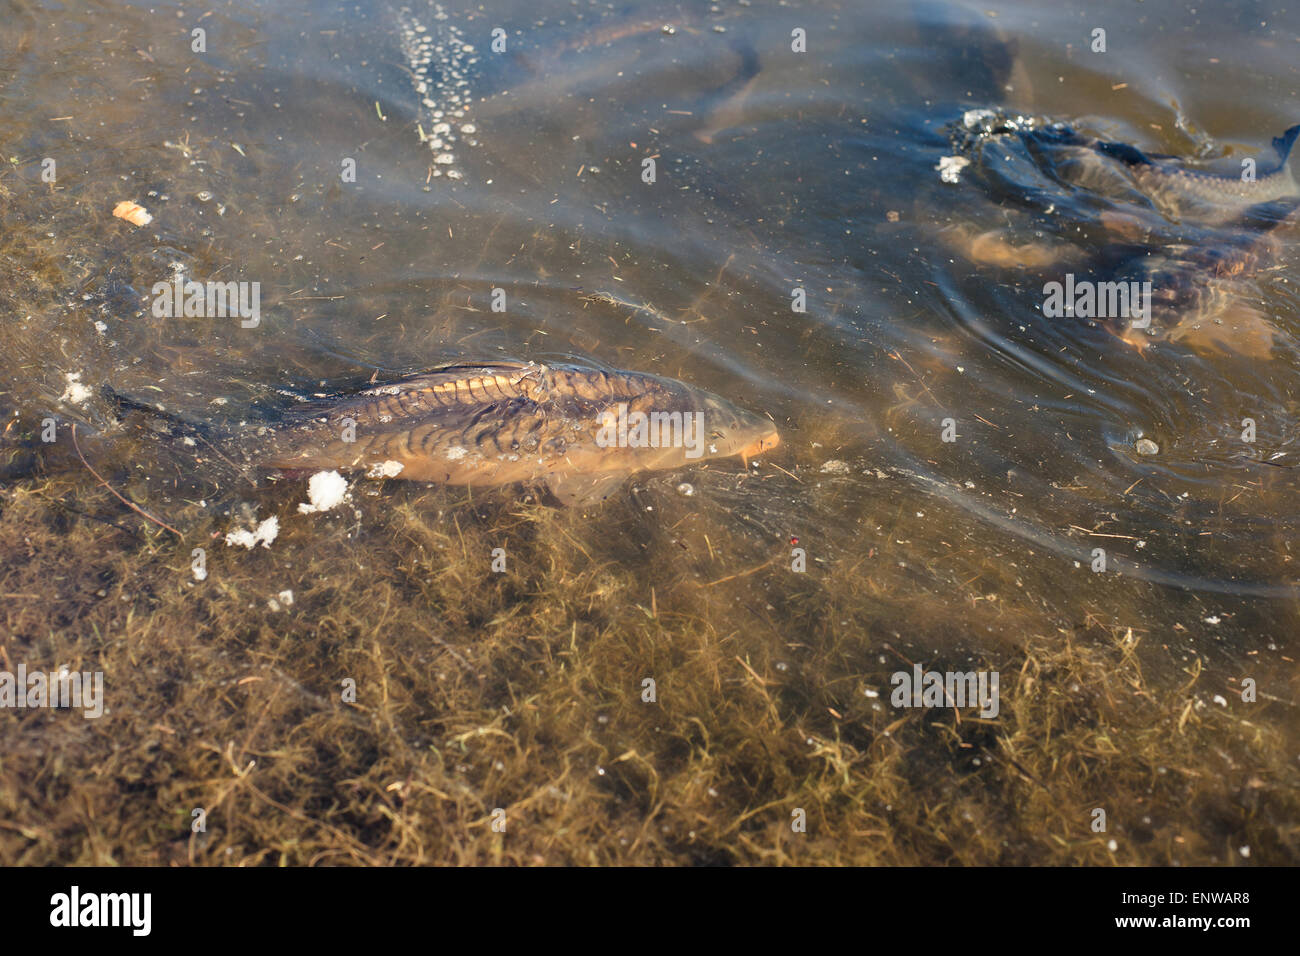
{"left": 103, "top": 386, "right": 214, "bottom": 442}
{"left": 1273, "top": 123, "right": 1300, "bottom": 178}
{"left": 103, "top": 387, "right": 261, "bottom": 485}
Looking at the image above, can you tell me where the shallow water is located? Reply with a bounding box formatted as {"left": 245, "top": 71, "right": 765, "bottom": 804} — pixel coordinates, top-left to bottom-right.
{"left": 1, "top": 0, "right": 1297, "bottom": 865}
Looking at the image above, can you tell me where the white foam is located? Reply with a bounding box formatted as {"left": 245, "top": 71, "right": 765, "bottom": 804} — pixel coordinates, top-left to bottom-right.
{"left": 225, "top": 516, "right": 279, "bottom": 549}
{"left": 298, "top": 470, "right": 349, "bottom": 513}
{"left": 366, "top": 460, "right": 405, "bottom": 478}
{"left": 59, "top": 372, "right": 92, "bottom": 406}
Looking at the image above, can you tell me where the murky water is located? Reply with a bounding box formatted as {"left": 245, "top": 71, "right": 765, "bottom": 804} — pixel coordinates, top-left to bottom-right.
{"left": 1, "top": 0, "right": 1297, "bottom": 865}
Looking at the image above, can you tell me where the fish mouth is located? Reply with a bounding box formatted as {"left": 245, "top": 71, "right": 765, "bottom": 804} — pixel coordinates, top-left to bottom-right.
{"left": 738, "top": 429, "right": 781, "bottom": 465}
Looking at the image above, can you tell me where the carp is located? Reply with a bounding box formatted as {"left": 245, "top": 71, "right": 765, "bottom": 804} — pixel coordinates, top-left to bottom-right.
{"left": 258, "top": 361, "right": 780, "bottom": 505}
{"left": 1035, "top": 122, "right": 1300, "bottom": 224}
{"left": 948, "top": 112, "right": 1300, "bottom": 356}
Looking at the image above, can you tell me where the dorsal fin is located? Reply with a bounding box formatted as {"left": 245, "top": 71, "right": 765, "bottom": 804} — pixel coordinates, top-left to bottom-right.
{"left": 357, "top": 363, "right": 552, "bottom": 405}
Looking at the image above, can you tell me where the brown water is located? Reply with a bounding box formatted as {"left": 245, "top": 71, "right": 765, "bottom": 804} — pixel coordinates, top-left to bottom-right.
{"left": 1, "top": 0, "right": 1297, "bottom": 865}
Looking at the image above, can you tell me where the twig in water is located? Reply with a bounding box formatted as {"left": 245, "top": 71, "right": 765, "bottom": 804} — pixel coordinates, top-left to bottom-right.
{"left": 72, "top": 424, "right": 182, "bottom": 539}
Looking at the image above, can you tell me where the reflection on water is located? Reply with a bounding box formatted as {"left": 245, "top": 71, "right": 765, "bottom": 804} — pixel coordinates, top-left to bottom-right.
{"left": 0, "top": 0, "right": 1297, "bottom": 865}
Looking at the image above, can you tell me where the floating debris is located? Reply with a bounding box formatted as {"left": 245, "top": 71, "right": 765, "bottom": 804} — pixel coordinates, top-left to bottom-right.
{"left": 224, "top": 516, "right": 279, "bottom": 550}
{"left": 365, "top": 459, "right": 406, "bottom": 479}
{"left": 111, "top": 200, "right": 152, "bottom": 227}
{"left": 59, "top": 372, "right": 92, "bottom": 406}
{"left": 268, "top": 589, "right": 295, "bottom": 612}
{"left": 935, "top": 155, "right": 970, "bottom": 184}
{"left": 297, "top": 470, "right": 349, "bottom": 514}
{"left": 962, "top": 108, "right": 999, "bottom": 129}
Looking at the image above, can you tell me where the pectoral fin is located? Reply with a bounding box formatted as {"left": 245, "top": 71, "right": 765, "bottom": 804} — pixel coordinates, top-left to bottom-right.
{"left": 942, "top": 225, "right": 1082, "bottom": 269}
{"left": 544, "top": 471, "right": 628, "bottom": 507}
{"left": 1166, "top": 295, "right": 1277, "bottom": 359}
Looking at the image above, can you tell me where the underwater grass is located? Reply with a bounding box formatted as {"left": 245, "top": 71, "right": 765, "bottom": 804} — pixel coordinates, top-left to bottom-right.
{"left": 0, "top": 461, "right": 1295, "bottom": 866}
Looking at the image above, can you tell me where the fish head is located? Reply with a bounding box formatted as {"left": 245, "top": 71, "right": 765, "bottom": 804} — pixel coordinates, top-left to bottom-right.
{"left": 696, "top": 392, "right": 781, "bottom": 464}
{"left": 585, "top": 380, "right": 779, "bottom": 474}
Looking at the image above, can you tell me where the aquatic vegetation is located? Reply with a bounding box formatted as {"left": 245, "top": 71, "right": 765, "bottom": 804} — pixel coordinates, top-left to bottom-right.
{"left": 2, "top": 471, "right": 1295, "bottom": 865}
